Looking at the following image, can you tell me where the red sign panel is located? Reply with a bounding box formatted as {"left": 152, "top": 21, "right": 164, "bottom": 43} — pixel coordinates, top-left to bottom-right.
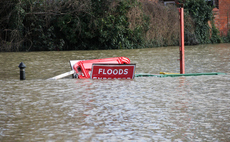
{"left": 91, "top": 64, "right": 136, "bottom": 79}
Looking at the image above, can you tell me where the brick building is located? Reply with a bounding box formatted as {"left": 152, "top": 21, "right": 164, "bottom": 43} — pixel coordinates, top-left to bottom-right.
{"left": 160, "top": 0, "right": 230, "bottom": 36}
{"left": 212, "top": 0, "right": 230, "bottom": 36}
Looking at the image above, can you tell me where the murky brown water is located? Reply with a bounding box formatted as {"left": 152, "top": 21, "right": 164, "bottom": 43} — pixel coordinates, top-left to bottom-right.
{"left": 0, "top": 44, "right": 230, "bottom": 141}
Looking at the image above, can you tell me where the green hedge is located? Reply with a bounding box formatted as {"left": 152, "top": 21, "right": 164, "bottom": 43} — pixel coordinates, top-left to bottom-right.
{"left": 0, "top": 0, "right": 148, "bottom": 51}
{"left": 183, "top": 0, "right": 222, "bottom": 44}
{"left": 0, "top": 0, "right": 228, "bottom": 51}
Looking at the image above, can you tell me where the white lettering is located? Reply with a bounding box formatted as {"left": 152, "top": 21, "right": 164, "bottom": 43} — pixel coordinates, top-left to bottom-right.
{"left": 113, "top": 69, "right": 118, "bottom": 75}
{"left": 119, "top": 69, "right": 123, "bottom": 75}
{"left": 98, "top": 68, "right": 103, "bottom": 74}
{"left": 107, "top": 69, "right": 112, "bottom": 75}
{"left": 97, "top": 68, "right": 130, "bottom": 76}
{"left": 103, "top": 69, "right": 106, "bottom": 74}
{"left": 124, "top": 69, "right": 128, "bottom": 75}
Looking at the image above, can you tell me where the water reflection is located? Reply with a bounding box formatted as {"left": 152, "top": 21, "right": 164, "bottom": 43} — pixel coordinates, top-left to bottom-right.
{"left": 0, "top": 44, "right": 230, "bottom": 141}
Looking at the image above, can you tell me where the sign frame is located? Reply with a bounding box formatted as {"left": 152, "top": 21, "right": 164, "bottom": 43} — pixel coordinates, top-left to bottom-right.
{"left": 90, "top": 64, "right": 136, "bottom": 79}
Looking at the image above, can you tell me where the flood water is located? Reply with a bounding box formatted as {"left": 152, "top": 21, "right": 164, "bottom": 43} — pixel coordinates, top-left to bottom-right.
{"left": 0, "top": 44, "right": 230, "bottom": 141}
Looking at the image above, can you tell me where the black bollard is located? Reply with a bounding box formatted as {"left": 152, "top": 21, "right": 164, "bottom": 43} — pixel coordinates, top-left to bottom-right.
{"left": 18, "top": 62, "right": 26, "bottom": 80}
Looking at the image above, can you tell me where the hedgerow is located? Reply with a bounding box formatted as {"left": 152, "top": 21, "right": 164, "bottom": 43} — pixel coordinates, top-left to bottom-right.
{"left": 0, "top": 0, "right": 227, "bottom": 51}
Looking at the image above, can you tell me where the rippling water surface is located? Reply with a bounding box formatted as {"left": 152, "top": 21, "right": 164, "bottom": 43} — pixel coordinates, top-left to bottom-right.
{"left": 0, "top": 44, "right": 230, "bottom": 141}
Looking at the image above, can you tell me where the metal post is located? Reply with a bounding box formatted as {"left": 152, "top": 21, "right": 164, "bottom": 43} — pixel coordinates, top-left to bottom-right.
{"left": 18, "top": 62, "right": 26, "bottom": 80}
{"left": 179, "top": 8, "right": 185, "bottom": 74}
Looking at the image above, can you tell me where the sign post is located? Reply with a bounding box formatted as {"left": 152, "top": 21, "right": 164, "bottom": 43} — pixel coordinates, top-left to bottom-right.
{"left": 179, "top": 7, "right": 185, "bottom": 74}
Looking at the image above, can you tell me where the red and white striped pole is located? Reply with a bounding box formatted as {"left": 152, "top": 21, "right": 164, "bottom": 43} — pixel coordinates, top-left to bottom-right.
{"left": 179, "top": 7, "right": 185, "bottom": 74}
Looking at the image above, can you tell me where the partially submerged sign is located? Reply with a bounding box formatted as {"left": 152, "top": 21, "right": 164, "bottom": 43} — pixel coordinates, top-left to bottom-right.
{"left": 91, "top": 64, "right": 136, "bottom": 79}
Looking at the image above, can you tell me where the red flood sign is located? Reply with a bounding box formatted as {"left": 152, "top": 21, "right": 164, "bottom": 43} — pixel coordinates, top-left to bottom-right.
{"left": 91, "top": 64, "right": 136, "bottom": 79}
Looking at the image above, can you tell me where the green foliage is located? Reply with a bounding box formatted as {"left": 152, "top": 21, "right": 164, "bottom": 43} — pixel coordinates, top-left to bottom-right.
{"left": 183, "top": 0, "right": 221, "bottom": 44}
{"left": 25, "top": 0, "right": 65, "bottom": 51}
{"left": 32, "top": 25, "right": 65, "bottom": 51}
{"left": 0, "top": 0, "right": 26, "bottom": 51}
{"left": 222, "top": 30, "right": 230, "bottom": 43}
{"left": 1, "top": 0, "right": 228, "bottom": 52}
{"left": 210, "top": 21, "right": 222, "bottom": 43}
{"left": 57, "top": 0, "right": 146, "bottom": 50}
{"left": 95, "top": 0, "right": 146, "bottom": 49}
